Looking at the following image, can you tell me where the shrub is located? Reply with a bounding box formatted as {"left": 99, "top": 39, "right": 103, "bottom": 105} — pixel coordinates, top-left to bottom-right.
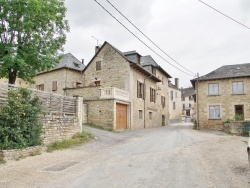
{"left": 0, "top": 87, "right": 43, "bottom": 150}
{"left": 234, "top": 114, "right": 244, "bottom": 121}
{"left": 193, "top": 120, "right": 197, "bottom": 130}
{"left": 226, "top": 118, "right": 233, "bottom": 123}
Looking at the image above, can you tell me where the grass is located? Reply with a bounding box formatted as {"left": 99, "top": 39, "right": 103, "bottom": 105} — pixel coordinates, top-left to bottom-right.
{"left": 84, "top": 123, "right": 114, "bottom": 132}
{"left": 28, "top": 149, "right": 41, "bottom": 156}
{"left": 46, "top": 131, "right": 94, "bottom": 152}
{"left": 0, "top": 159, "right": 6, "bottom": 164}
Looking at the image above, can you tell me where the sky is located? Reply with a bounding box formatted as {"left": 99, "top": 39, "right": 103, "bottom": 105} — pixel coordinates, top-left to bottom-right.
{"left": 64, "top": 0, "right": 250, "bottom": 88}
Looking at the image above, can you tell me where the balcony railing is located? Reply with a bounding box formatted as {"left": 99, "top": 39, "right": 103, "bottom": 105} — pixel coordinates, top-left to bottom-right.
{"left": 100, "top": 87, "right": 130, "bottom": 101}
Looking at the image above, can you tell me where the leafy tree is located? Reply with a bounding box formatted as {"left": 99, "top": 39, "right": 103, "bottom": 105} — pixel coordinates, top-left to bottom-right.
{"left": 0, "top": 0, "right": 69, "bottom": 84}
{"left": 0, "top": 87, "right": 43, "bottom": 150}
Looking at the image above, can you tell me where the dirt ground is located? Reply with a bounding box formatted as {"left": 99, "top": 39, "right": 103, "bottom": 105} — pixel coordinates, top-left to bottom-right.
{"left": 0, "top": 123, "right": 249, "bottom": 188}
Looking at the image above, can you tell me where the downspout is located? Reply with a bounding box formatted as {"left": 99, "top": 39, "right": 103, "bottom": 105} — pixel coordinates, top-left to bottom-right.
{"left": 144, "top": 74, "right": 153, "bottom": 129}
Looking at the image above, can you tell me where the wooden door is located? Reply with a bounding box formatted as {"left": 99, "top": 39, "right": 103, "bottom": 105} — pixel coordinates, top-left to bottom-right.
{"left": 116, "top": 103, "right": 127, "bottom": 130}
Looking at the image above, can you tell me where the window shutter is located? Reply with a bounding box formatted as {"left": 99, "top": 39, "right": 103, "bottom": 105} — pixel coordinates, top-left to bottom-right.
{"left": 143, "top": 84, "right": 146, "bottom": 100}
{"left": 137, "top": 81, "right": 140, "bottom": 98}
{"left": 52, "top": 81, "right": 57, "bottom": 91}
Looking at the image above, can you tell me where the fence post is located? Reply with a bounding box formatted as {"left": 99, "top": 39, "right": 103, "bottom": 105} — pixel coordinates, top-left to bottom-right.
{"left": 76, "top": 97, "right": 83, "bottom": 132}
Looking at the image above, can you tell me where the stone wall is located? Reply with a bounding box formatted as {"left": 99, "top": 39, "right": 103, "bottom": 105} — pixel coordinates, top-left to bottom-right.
{"left": 41, "top": 117, "right": 81, "bottom": 145}
{"left": 223, "top": 121, "right": 250, "bottom": 136}
{"left": 196, "top": 78, "right": 250, "bottom": 130}
{"left": 0, "top": 146, "right": 46, "bottom": 161}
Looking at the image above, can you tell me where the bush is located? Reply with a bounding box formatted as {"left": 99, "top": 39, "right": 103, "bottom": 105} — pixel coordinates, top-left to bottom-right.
{"left": 193, "top": 120, "right": 198, "bottom": 130}
{"left": 226, "top": 118, "right": 233, "bottom": 123}
{"left": 234, "top": 114, "right": 244, "bottom": 121}
{"left": 0, "top": 87, "right": 43, "bottom": 150}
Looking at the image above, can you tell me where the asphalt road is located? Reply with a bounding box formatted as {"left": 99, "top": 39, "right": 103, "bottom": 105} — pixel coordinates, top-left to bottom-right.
{"left": 0, "top": 123, "right": 250, "bottom": 188}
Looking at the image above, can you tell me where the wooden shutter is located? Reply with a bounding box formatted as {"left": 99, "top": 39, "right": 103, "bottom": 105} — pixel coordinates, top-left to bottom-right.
{"left": 143, "top": 84, "right": 146, "bottom": 99}
{"left": 41, "top": 84, "right": 44, "bottom": 91}
{"left": 137, "top": 81, "right": 140, "bottom": 98}
{"left": 52, "top": 81, "right": 57, "bottom": 91}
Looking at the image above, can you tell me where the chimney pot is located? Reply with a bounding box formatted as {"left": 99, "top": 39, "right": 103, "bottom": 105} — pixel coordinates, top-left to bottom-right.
{"left": 175, "top": 78, "right": 179, "bottom": 89}
{"left": 82, "top": 59, "right": 84, "bottom": 65}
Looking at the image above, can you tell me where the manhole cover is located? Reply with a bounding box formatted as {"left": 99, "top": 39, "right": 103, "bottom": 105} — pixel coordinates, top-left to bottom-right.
{"left": 41, "top": 161, "right": 79, "bottom": 173}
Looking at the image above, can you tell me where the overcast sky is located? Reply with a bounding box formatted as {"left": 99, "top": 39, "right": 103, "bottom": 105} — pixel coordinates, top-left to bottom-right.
{"left": 64, "top": 0, "right": 250, "bottom": 88}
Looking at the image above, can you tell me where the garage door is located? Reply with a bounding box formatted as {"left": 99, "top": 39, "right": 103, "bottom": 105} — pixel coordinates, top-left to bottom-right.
{"left": 116, "top": 103, "right": 127, "bottom": 130}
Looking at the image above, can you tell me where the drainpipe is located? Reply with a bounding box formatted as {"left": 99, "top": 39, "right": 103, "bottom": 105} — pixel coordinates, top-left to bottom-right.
{"left": 196, "top": 73, "right": 199, "bottom": 130}
{"left": 144, "top": 74, "right": 153, "bottom": 129}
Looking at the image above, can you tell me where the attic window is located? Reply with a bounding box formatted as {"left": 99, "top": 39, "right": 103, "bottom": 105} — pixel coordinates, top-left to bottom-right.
{"left": 73, "top": 62, "right": 80, "bottom": 68}
{"left": 236, "top": 67, "right": 240, "bottom": 70}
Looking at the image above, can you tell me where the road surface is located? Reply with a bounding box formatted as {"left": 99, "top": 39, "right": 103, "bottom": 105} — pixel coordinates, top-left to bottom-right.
{"left": 0, "top": 123, "right": 249, "bottom": 187}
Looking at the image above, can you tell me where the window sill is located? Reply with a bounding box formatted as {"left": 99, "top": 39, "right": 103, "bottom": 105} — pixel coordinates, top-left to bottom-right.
{"left": 231, "top": 93, "right": 245, "bottom": 95}
{"left": 207, "top": 94, "right": 220, "bottom": 96}
{"left": 208, "top": 118, "right": 221, "bottom": 120}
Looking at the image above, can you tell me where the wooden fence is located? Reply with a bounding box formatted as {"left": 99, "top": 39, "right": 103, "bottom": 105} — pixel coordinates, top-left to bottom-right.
{"left": 0, "top": 82, "right": 76, "bottom": 117}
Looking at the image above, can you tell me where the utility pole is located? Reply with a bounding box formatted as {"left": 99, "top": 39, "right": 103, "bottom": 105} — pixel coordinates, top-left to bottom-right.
{"left": 196, "top": 73, "right": 199, "bottom": 130}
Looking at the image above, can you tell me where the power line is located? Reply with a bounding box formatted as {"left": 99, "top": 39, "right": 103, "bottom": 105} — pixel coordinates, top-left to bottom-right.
{"left": 198, "top": 0, "right": 250, "bottom": 30}
{"left": 93, "top": 0, "right": 195, "bottom": 77}
{"left": 105, "top": 0, "right": 195, "bottom": 75}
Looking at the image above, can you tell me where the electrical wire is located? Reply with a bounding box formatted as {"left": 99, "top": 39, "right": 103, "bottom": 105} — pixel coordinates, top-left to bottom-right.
{"left": 198, "top": 0, "right": 250, "bottom": 30}
{"left": 93, "top": 0, "right": 195, "bottom": 77}
{"left": 105, "top": 0, "right": 195, "bottom": 75}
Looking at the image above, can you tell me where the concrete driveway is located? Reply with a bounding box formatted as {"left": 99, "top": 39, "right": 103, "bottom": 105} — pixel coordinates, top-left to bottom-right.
{"left": 0, "top": 123, "right": 249, "bottom": 188}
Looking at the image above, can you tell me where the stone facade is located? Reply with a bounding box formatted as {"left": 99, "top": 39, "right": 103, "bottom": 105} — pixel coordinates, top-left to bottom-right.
{"left": 32, "top": 68, "right": 83, "bottom": 95}
{"left": 195, "top": 78, "right": 250, "bottom": 130}
{"left": 168, "top": 79, "right": 182, "bottom": 123}
{"left": 181, "top": 87, "right": 195, "bottom": 118}
{"left": 65, "top": 42, "right": 171, "bottom": 130}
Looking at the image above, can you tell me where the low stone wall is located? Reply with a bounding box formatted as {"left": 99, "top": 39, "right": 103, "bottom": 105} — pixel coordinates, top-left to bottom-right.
{"left": 41, "top": 117, "right": 81, "bottom": 145}
{"left": 0, "top": 146, "right": 46, "bottom": 161}
{"left": 223, "top": 121, "right": 250, "bottom": 136}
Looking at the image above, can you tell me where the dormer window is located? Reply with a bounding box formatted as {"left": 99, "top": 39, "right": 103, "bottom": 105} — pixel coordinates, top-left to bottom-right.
{"left": 73, "top": 62, "right": 80, "bottom": 68}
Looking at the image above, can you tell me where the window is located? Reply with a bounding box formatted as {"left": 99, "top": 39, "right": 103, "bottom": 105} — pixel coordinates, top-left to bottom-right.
{"left": 149, "top": 112, "right": 152, "bottom": 120}
{"left": 137, "top": 81, "right": 145, "bottom": 99}
{"left": 173, "top": 102, "right": 176, "bottom": 109}
{"left": 36, "top": 84, "right": 44, "bottom": 91}
{"left": 139, "top": 110, "right": 143, "bottom": 119}
{"left": 182, "top": 97, "right": 185, "bottom": 101}
{"left": 208, "top": 83, "right": 219, "bottom": 95}
{"left": 170, "top": 91, "right": 173, "bottom": 100}
{"left": 52, "top": 81, "right": 57, "bottom": 91}
{"left": 232, "top": 81, "right": 244, "bottom": 94}
{"left": 175, "top": 92, "right": 177, "bottom": 98}
{"left": 209, "top": 105, "right": 220, "bottom": 119}
{"left": 189, "top": 103, "right": 191, "bottom": 108}
{"left": 183, "top": 104, "right": 185, "bottom": 109}
{"left": 96, "top": 61, "right": 101, "bottom": 71}
{"left": 150, "top": 88, "right": 156, "bottom": 102}
{"left": 189, "top": 96, "right": 193, "bottom": 101}
{"left": 161, "top": 96, "right": 165, "bottom": 107}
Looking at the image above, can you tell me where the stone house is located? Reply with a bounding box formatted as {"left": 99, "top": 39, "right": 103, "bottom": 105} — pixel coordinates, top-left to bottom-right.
{"left": 65, "top": 41, "right": 172, "bottom": 130}
{"left": 191, "top": 63, "right": 250, "bottom": 130}
{"left": 31, "top": 53, "right": 85, "bottom": 95}
{"left": 181, "top": 87, "right": 195, "bottom": 118}
{"left": 168, "top": 78, "right": 182, "bottom": 123}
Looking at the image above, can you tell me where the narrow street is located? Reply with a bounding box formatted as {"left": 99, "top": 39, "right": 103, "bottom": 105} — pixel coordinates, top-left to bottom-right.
{"left": 0, "top": 123, "right": 249, "bottom": 188}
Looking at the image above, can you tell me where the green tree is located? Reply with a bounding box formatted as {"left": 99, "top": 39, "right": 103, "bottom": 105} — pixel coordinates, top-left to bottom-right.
{"left": 0, "top": 0, "right": 69, "bottom": 84}
{"left": 0, "top": 87, "right": 43, "bottom": 150}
